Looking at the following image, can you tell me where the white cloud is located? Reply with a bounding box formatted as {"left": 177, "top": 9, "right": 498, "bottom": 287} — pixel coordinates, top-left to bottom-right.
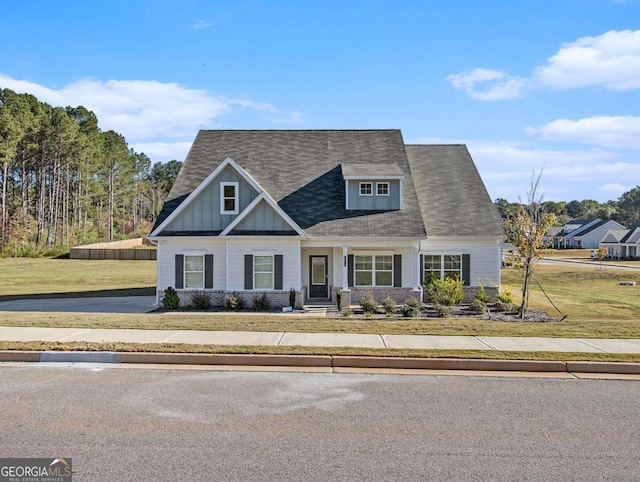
{"left": 190, "top": 19, "right": 214, "bottom": 30}
{"left": 535, "top": 29, "right": 640, "bottom": 90}
{"left": 0, "top": 74, "right": 301, "bottom": 143}
{"left": 445, "top": 68, "right": 529, "bottom": 100}
{"left": 597, "top": 183, "right": 632, "bottom": 196}
{"left": 527, "top": 115, "right": 640, "bottom": 149}
{"left": 273, "top": 110, "right": 305, "bottom": 124}
{"left": 129, "top": 141, "right": 194, "bottom": 163}
{"left": 448, "top": 29, "right": 640, "bottom": 99}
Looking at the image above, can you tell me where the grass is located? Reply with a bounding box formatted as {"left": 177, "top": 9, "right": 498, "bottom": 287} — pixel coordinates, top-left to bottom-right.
{"left": 0, "top": 258, "right": 156, "bottom": 296}
{"left": 2, "top": 340, "right": 639, "bottom": 363}
{"left": 502, "top": 263, "right": 640, "bottom": 321}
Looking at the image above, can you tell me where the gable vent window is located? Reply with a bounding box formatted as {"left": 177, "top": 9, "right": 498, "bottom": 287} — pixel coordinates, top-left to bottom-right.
{"left": 221, "top": 182, "right": 239, "bottom": 214}
{"left": 359, "top": 182, "right": 372, "bottom": 196}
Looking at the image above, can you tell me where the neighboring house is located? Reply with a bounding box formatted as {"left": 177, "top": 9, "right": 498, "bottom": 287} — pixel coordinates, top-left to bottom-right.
{"left": 552, "top": 219, "right": 624, "bottom": 249}
{"left": 600, "top": 221, "right": 640, "bottom": 259}
{"left": 149, "top": 130, "right": 504, "bottom": 308}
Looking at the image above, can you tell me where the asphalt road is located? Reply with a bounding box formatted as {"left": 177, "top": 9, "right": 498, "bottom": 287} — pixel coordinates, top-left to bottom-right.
{"left": 1, "top": 366, "right": 638, "bottom": 481}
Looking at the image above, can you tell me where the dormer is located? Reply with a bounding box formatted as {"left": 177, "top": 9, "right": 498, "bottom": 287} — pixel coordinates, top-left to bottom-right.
{"left": 342, "top": 163, "right": 404, "bottom": 210}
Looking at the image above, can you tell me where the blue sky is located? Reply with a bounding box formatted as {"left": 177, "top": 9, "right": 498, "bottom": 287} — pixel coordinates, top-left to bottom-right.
{"left": 1, "top": 0, "right": 639, "bottom": 202}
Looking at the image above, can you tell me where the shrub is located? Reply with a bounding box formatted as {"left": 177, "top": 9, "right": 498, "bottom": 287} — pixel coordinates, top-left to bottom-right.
{"left": 401, "top": 304, "right": 420, "bottom": 318}
{"left": 252, "top": 292, "right": 271, "bottom": 311}
{"left": 434, "top": 303, "right": 451, "bottom": 318}
{"left": 494, "top": 300, "right": 517, "bottom": 313}
{"left": 427, "top": 277, "right": 464, "bottom": 306}
{"left": 382, "top": 296, "right": 397, "bottom": 314}
{"left": 360, "top": 291, "right": 378, "bottom": 315}
{"left": 336, "top": 290, "right": 343, "bottom": 311}
{"left": 404, "top": 298, "right": 421, "bottom": 309}
{"left": 288, "top": 287, "right": 297, "bottom": 308}
{"left": 225, "top": 293, "right": 246, "bottom": 311}
{"left": 190, "top": 291, "right": 211, "bottom": 310}
{"left": 469, "top": 298, "right": 488, "bottom": 314}
{"left": 162, "top": 287, "right": 180, "bottom": 310}
{"left": 342, "top": 309, "right": 353, "bottom": 317}
{"left": 497, "top": 287, "right": 514, "bottom": 304}
{"left": 475, "top": 280, "right": 491, "bottom": 303}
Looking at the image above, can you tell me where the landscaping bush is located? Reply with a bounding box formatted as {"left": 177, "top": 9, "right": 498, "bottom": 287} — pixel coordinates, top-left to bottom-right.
{"left": 162, "top": 287, "right": 180, "bottom": 310}
{"left": 434, "top": 303, "right": 451, "bottom": 318}
{"left": 342, "top": 309, "right": 353, "bottom": 317}
{"left": 288, "top": 287, "right": 297, "bottom": 308}
{"left": 252, "top": 292, "right": 271, "bottom": 311}
{"left": 382, "top": 296, "right": 397, "bottom": 315}
{"left": 403, "top": 298, "right": 421, "bottom": 309}
{"left": 401, "top": 304, "right": 420, "bottom": 318}
{"left": 497, "top": 286, "right": 514, "bottom": 304}
{"left": 469, "top": 298, "right": 488, "bottom": 314}
{"left": 190, "top": 291, "right": 211, "bottom": 310}
{"left": 336, "top": 290, "right": 343, "bottom": 311}
{"left": 360, "top": 291, "right": 378, "bottom": 315}
{"left": 494, "top": 300, "right": 517, "bottom": 313}
{"left": 474, "top": 280, "right": 491, "bottom": 303}
{"left": 225, "top": 293, "right": 246, "bottom": 311}
{"left": 427, "top": 277, "right": 464, "bottom": 306}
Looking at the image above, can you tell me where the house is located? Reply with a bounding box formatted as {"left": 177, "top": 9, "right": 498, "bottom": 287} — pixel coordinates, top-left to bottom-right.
{"left": 600, "top": 221, "right": 640, "bottom": 259}
{"left": 149, "top": 130, "right": 504, "bottom": 308}
{"left": 552, "top": 219, "right": 625, "bottom": 249}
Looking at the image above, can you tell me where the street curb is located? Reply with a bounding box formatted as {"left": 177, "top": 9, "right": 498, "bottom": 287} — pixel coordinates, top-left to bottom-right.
{"left": 1, "top": 350, "right": 640, "bottom": 374}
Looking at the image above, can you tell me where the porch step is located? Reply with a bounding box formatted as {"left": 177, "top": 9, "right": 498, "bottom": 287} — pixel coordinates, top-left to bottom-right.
{"left": 303, "top": 302, "right": 340, "bottom": 317}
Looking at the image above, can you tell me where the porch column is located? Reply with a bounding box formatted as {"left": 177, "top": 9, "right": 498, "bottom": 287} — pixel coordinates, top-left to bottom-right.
{"left": 413, "top": 245, "right": 420, "bottom": 289}
{"left": 342, "top": 246, "right": 349, "bottom": 290}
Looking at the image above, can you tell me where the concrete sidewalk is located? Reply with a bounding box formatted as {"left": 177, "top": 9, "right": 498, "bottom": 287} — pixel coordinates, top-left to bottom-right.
{"left": 1, "top": 325, "right": 640, "bottom": 354}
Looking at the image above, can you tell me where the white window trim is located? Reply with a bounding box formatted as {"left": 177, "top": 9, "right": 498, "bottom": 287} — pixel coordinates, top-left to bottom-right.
{"left": 376, "top": 182, "right": 389, "bottom": 196}
{"left": 254, "top": 254, "right": 274, "bottom": 291}
{"left": 359, "top": 182, "right": 373, "bottom": 196}
{"left": 220, "top": 181, "right": 239, "bottom": 215}
{"left": 422, "top": 253, "right": 462, "bottom": 281}
{"left": 184, "top": 254, "right": 205, "bottom": 289}
{"left": 354, "top": 254, "right": 394, "bottom": 288}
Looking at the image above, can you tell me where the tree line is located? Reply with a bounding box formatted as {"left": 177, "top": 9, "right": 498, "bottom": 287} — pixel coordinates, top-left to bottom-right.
{"left": 494, "top": 187, "right": 640, "bottom": 227}
{"left": 0, "top": 88, "right": 181, "bottom": 256}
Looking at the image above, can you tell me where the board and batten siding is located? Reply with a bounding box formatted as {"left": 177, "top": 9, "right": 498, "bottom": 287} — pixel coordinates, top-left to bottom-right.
{"left": 346, "top": 180, "right": 401, "bottom": 210}
{"left": 419, "top": 237, "right": 501, "bottom": 287}
{"left": 164, "top": 166, "right": 258, "bottom": 233}
{"left": 156, "top": 239, "right": 227, "bottom": 291}
{"left": 226, "top": 240, "right": 301, "bottom": 292}
{"left": 233, "top": 199, "right": 295, "bottom": 233}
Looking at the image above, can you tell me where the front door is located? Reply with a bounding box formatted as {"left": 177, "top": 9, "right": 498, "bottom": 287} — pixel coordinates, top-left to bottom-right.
{"left": 309, "top": 256, "right": 328, "bottom": 298}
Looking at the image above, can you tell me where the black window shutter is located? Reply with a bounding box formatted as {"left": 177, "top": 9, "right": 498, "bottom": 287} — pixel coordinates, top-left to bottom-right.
{"left": 204, "top": 254, "right": 214, "bottom": 289}
{"left": 393, "top": 254, "right": 402, "bottom": 287}
{"left": 244, "top": 255, "right": 253, "bottom": 290}
{"left": 419, "top": 254, "right": 424, "bottom": 286}
{"left": 274, "top": 255, "right": 283, "bottom": 290}
{"left": 347, "top": 255, "right": 354, "bottom": 288}
{"left": 462, "top": 254, "right": 471, "bottom": 286}
{"left": 175, "top": 254, "right": 184, "bottom": 289}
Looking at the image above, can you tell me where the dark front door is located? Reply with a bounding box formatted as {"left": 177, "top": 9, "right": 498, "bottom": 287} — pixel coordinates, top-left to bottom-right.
{"left": 309, "top": 255, "right": 328, "bottom": 298}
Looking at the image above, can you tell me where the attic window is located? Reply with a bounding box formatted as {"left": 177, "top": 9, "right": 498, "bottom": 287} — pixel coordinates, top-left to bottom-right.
{"left": 359, "top": 182, "right": 373, "bottom": 196}
{"left": 221, "top": 182, "right": 239, "bottom": 215}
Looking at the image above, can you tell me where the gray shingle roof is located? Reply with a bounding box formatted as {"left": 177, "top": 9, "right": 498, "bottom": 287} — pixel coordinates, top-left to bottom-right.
{"left": 153, "top": 131, "right": 503, "bottom": 239}
{"left": 156, "top": 130, "right": 425, "bottom": 237}
{"left": 405, "top": 144, "right": 504, "bottom": 237}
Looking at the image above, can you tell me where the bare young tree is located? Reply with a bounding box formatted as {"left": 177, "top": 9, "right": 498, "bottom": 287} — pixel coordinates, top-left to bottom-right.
{"left": 504, "top": 171, "right": 555, "bottom": 318}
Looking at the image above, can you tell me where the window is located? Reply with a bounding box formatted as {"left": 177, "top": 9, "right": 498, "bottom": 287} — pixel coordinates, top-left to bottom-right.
{"left": 423, "top": 254, "right": 461, "bottom": 283}
{"left": 184, "top": 255, "right": 204, "bottom": 288}
{"left": 376, "top": 182, "right": 389, "bottom": 196}
{"left": 221, "top": 182, "right": 239, "bottom": 214}
{"left": 359, "top": 182, "right": 372, "bottom": 196}
{"left": 355, "top": 254, "right": 393, "bottom": 287}
{"left": 254, "top": 255, "right": 274, "bottom": 290}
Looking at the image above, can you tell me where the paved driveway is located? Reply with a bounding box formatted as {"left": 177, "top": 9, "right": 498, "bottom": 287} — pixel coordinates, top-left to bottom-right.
{"left": 0, "top": 296, "right": 157, "bottom": 314}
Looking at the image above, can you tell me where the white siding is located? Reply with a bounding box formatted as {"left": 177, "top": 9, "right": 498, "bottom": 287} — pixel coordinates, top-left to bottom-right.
{"left": 156, "top": 238, "right": 227, "bottom": 291}
{"left": 420, "top": 237, "right": 501, "bottom": 287}
{"left": 226, "top": 239, "right": 301, "bottom": 291}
